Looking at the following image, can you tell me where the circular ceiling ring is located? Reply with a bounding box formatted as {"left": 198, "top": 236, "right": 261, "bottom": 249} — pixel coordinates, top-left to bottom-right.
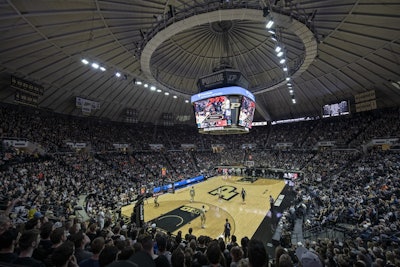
{"left": 140, "top": 8, "right": 318, "bottom": 97}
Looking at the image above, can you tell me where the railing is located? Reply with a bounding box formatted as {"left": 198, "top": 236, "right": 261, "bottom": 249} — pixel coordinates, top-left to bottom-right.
{"left": 139, "top": 1, "right": 263, "bottom": 50}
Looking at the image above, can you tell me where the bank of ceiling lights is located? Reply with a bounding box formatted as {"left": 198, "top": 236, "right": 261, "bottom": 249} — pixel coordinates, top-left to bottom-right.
{"left": 266, "top": 16, "right": 296, "bottom": 104}
{"left": 80, "top": 58, "right": 189, "bottom": 103}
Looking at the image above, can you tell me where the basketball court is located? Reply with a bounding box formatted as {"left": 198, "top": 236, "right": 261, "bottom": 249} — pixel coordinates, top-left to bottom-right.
{"left": 121, "top": 175, "right": 287, "bottom": 239}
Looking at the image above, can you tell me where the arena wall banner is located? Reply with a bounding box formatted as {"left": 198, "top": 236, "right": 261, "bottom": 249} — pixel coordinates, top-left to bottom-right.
{"left": 153, "top": 175, "right": 204, "bottom": 193}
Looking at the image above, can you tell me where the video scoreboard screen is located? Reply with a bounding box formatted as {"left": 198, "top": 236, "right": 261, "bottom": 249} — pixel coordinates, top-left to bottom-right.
{"left": 238, "top": 96, "right": 256, "bottom": 129}
{"left": 191, "top": 86, "right": 256, "bottom": 134}
{"left": 322, "top": 100, "right": 350, "bottom": 118}
{"left": 193, "top": 95, "right": 231, "bottom": 128}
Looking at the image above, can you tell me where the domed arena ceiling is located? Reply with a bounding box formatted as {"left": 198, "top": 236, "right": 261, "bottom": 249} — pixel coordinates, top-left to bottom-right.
{"left": 0, "top": 0, "right": 399, "bottom": 125}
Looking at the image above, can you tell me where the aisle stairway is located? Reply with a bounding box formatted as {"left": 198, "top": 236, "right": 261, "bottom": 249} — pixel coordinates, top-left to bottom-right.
{"left": 74, "top": 194, "right": 90, "bottom": 221}
{"left": 291, "top": 219, "right": 304, "bottom": 245}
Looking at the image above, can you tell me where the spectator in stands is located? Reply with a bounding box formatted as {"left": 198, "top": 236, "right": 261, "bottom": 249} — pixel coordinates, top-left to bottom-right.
{"left": 79, "top": 236, "right": 104, "bottom": 267}
{"left": 129, "top": 233, "right": 158, "bottom": 267}
{"left": 157, "top": 233, "right": 172, "bottom": 265}
{"left": 185, "top": 227, "right": 196, "bottom": 243}
{"left": 14, "top": 229, "right": 45, "bottom": 267}
{"left": 50, "top": 227, "right": 67, "bottom": 249}
{"left": 171, "top": 248, "right": 185, "bottom": 267}
{"left": 70, "top": 230, "right": 92, "bottom": 264}
{"left": 25, "top": 217, "right": 42, "bottom": 231}
{"left": 2, "top": 103, "right": 400, "bottom": 267}
{"left": 0, "top": 228, "right": 18, "bottom": 264}
{"left": 247, "top": 239, "right": 268, "bottom": 267}
{"left": 278, "top": 254, "right": 293, "bottom": 267}
{"left": 0, "top": 216, "right": 12, "bottom": 236}
{"left": 98, "top": 245, "right": 119, "bottom": 267}
{"left": 86, "top": 223, "right": 99, "bottom": 242}
{"left": 227, "top": 235, "right": 239, "bottom": 251}
{"left": 295, "top": 246, "right": 323, "bottom": 267}
{"left": 51, "top": 240, "right": 79, "bottom": 267}
{"left": 33, "top": 221, "right": 54, "bottom": 263}
{"left": 206, "top": 240, "right": 222, "bottom": 267}
{"left": 241, "top": 237, "right": 250, "bottom": 258}
{"left": 230, "top": 246, "right": 244, "bottom": 267}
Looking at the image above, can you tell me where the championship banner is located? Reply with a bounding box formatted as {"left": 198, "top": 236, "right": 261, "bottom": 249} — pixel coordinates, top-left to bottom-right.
{"left": 149, "top": 144, "right": 164, "bottom": 150}
{"left": 371, "top": 138, "right": 398, "bottom": 145}
{"left": 82, "top": 103, "right": 92, "bottom": 114}
{"left": 76, "top": 97, "right": 101, "bottom": 114}
{"left": 11, "top": 75, "right": 44, "bottom": 95}
{"left": 241, "top": 144, "right": 256, "bottom": 149}
{"left": 181, "top": 144, "right": 196, "bottom": 150}
{"left": 65, "top": 142, "right": 87, "bottom": 149}
{"left": 317, "top": 141, "right": 336, "bottom": 147}
{"left": 354, "top": 90, "right": 375, "bottom": 103}
{"left": 113, "top": 143, "right": 129, "bottom": 149}
{"left": 275, "top": 142, "right": 293, "bottom": 148}
{"left": 355, "top": 100, "right": 377, "bottom": 112}
{"left": 15, "top": 90, "right": 39, "bottom": 106}
{"left": 3, "top": 139, "right": 29, "bottom": 148}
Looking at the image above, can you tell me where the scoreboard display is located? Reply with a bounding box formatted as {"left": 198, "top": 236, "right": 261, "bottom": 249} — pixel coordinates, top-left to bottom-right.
{"left": 238, "top": 95, "right": 256, "bottom": 129}
{"left": 322, "top": 100, "right": 350, "bottom": 118}
{"left": 191, "top": 86, "right": 256, "bottom": 135}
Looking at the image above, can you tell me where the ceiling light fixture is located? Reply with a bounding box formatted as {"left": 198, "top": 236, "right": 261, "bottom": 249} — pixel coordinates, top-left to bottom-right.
{"left": 277, "top": 51, "right": 283, "bottom": 57}
{"left": 283, "top": 67, "right": 288, "bottom": 71}
{"left": 390, "top": 80, "right": 400, "bottom": 90}
{"left": 81, "top": 59, "right": 89, "bottom": 65}
{"left": 91, "top": 63, "right": 99, "bottom": 69}
{"left": 164, "top": 92, "right": 169, "bottom": 95}
{"left": 275, "top": 46, "right": 282, "bottom": 53}
{"left": 115, "top": 72, "right": 121, "bottom": 78}
{"left": 150, "top": 86, "right": 156, "bottom": 91}
{"left": 99, "top": 66, "right": 106, "bottom": 71}
{"left": 156, "top": 89, "right": 162, "bottom": 93}
{"left": 280, "top": 59, "right": 286, "bottom": 64}
{"left": 266, "top": 19, "right": 274, "bottom": 29}
{"left": 285, "top": 77, "right": 291, "bottom": 81}
{"left": 144, "top": 84, "right": 148, "bottom": 88}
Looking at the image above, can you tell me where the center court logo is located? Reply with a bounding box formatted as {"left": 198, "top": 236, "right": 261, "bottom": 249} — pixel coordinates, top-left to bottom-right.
{"left": 208, "top": 185, "right": 238, "bottom": 201}
{"left": 152, "top": 205, "right": 201, "bottom": 233}
{"left": 180, "top": 206, "right": 202, "bottom": 215}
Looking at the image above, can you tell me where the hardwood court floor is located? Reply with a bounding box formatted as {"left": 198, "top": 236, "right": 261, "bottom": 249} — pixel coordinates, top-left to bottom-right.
{"left": 121, "top": 176, "right": 286, "bottom": 240}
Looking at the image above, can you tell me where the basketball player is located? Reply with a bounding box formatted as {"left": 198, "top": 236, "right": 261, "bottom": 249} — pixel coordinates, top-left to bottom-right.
{"left": 224, "top": 218, "right": 231, "bottom": 242}
{"left": 217, "top": 187, "right": 222, "bottom": 200}
{"left": 190, "top": 186, "right": 195, "bottom": 202}
{"left": 154, "top": 195, "right": 159, "bottom": 207}
{"left": 200, "top": 205, "right": 206, "bottom": 228}
{"left": 241, "top": 188, "right": 246, "bottom": 203}
{"left": 269, "top": 195, "right": 274, "bottom": 212}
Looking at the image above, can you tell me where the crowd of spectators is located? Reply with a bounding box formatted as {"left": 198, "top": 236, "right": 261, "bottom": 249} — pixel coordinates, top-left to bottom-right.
{"left": 0, "top": 103, "right": 400, "bottom": 266}
{"left": 273, "top": 149, "right": 400, "bottom": 266}
{"left": 1, "top": 103, "right": 399, "bottom": 153}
